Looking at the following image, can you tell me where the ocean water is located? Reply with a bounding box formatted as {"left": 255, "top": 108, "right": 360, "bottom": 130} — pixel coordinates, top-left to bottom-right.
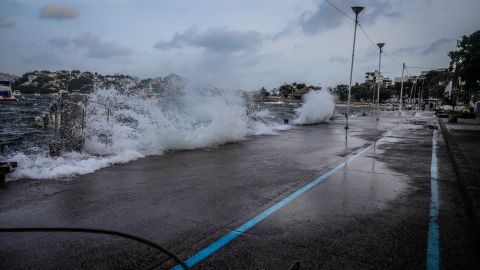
{"left": 1, "top": 88, "right": 341, "bottom": 180}
{"left": 0, "top": 94, "right": 57, "bottom": 154}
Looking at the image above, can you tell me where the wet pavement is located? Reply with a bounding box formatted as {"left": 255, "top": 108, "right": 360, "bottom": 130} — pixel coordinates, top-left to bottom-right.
{"left": 1, "top": 112, "right": 479, "bottom": 269}
{"left": 440, "top": 118, "right": 480, "bottom": 239}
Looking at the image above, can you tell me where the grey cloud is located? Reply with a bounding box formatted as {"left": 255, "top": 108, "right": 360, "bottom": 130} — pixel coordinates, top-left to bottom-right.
{"left": 421, "top": 38, "right": 452, "bottom": 56}
{"left": 48, "top": 37, "right": 71, "bottom": 48}
{"left": 154, "top": 27, "right": 263, "bottom": 53}
{"left": 194, "top": 28, "right": 262, "bottom": 52}
{"left": 10, "top": 0, "right": 22, "bottom": 10}
{"left": 359, "top": 46, "right": 389, "bottom": 64}
{"left": 4, "top": 1, "right": 22, "bottom": 8}
{"left": 72, "top": 33, "right": 132, "bottom": 59}
{"left": 329, "top": 55, "right": 349, "bottom": 64}
{"left": 40, "top": 3, "right": 79, "bottom": 20}
{"left": 299, "top": 0, "right": 401, "bottom": 35}
{"left": 360, "top": 0, "right": 401, "bottom": 25}
{"left": 154, "top": 26, "right": 199, "bottom": 49}
{"left": 300, "top": 1, "right": 345, "bottom": 34}
{"left": 0, "top": 15, "right": 15, "bottom": 28}
{"left": 391, "top": 46, "right": 419, "bottom": 55}
{"left": 390, "top": 38, "right": 453, "bottom": 58}
{"left": 155, "top": 27, "right": 270, "bottom": 87}
{"left": 23, "top": 52, "right": 60, "bottom": 65}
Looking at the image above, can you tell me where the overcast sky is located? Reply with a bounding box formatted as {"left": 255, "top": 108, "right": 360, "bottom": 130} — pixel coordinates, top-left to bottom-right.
{"left": 0, "top": 0, "right": 479, "bottom": 89}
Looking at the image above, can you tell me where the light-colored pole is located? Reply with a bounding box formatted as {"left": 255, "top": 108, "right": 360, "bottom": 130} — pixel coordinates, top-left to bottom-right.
{"left": 371, "top": 85, "right": 375, "bottom": 115}
{"left": 345, "top": 6, "right": 364, "bottom": 130}
{"left": 399, "top": 63, "right": 405, "bottom": 113}
{"left": 412, "top": 79, "right": 417, "bottom": 109}
{"left": 376, "top": 43, "right": 385, "bottom": 121}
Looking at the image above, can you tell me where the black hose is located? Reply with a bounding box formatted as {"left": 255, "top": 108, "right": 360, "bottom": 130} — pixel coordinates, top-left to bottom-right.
{"left": 0, "top": 227, "right": 190, "bottom": 270}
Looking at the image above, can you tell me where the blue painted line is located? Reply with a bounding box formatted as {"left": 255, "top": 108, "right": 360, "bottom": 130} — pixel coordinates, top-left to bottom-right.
{"left": 426, "top": 128, "right": 440, "bottom": 270}
{"left": 172, "top": 135, "right": 385, "bottom": 270}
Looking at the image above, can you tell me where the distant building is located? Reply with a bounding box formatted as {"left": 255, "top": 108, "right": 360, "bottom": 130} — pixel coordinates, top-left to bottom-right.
{"left": 383, "top": 77, "right": 393, "bottom": 87}
{"left": 420, "top": 68, "right": 448, "bottom": 76}
{"left": 365, "top": 71, "right": 380, "bottom": 85}
{"left": 394, "top": 68, "right": 448, "bottom": 84}
{"left": 365, "top": 70, "right": 391, "bottom": 87}
{"left": 395, "top": 75, "right": 426, "bottom": 84}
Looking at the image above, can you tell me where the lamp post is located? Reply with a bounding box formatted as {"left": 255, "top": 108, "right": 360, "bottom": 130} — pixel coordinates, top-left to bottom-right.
{"left": 399, "top": 63, "right": 405, "bottom": 114}
{"left": 376, "top": 42, "right": 385, "bottom": 121}
{"left": 345, "top": 6, "right": 364, "bottom": 129}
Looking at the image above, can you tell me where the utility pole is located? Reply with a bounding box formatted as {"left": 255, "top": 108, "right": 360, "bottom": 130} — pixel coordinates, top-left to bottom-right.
{"left": 376, "top": 42, "right": 385, "bottom": 121}
{"left": 67, "top": 70, "right": 70, "bottom": 92}
{"left": 411, "top": 79, "right": 417, "bottom": 110}
{"left": 399, "top": 63, "right": 405, "bottom": 113}
{"left": 371, "top": 84, "right": 375, "bottom": 115}
{"left": 345, "top": 6, "right": 364, "bottom": 130}
{"left": 419, "top": 79, "right": 424, "bottom": 109}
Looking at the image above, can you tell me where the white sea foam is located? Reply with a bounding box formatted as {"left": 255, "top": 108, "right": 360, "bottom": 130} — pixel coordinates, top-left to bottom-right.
{"left": 7, "top": 84, "right": 289, "bottom": 180}
{"left": 293, "top": 90, "right": 335, "bottom": 125}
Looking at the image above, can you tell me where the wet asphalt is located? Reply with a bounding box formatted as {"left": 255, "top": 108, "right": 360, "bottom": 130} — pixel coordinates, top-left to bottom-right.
{"left": 1, "top": 111, "right": 479, "bottom": 269}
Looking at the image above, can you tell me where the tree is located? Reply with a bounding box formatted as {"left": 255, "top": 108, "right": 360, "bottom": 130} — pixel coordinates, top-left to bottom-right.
{"left": 259, "top": 87, "right": 270, "bottom": 98}
{"left": 351, "top": 84, "right": 371, "bottom": 101}
{"left": 422, "top": 71, "right": 453, "bottom": 99}
{"left": 294, "top": 83, "right": 306, "bottom": 89}
{"left": 333, "top": 84, "right": 349, "bottom": 101}
{"left": 278, "top": 84, "right": 294, "bottom": 98}
{"left": 271, "top": 88, "right": 279, "bottom": 96}
{"left": 448, "top": 30, "right": 480, "bottom": 92}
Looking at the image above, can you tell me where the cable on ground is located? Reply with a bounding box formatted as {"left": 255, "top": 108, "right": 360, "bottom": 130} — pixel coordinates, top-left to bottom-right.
{"left": 0, "top": 227, "right": 190, "bottom": 270}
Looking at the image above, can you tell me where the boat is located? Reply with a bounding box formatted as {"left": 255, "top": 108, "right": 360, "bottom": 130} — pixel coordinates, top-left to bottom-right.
{"left": 0, "top": 81, "right": 17, "bottom": 102}
{"left": 13, "top": 90, "right": 21, "bottom": 96}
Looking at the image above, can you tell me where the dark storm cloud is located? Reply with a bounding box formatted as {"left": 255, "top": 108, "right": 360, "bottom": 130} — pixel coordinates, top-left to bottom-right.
{"left": 299, "top": 0, "right": 401, "bottom": 34}
{"left": 40, "top": 3, "right": 79, "bottom": 20}
{"left": 154, "top": 27, "right": 263, "bottom": 53}
{"left": 154, "top": 26, "right": 199, "bottom": 49}
{"left": 391, "top": 46, "right": 419, "bottom": 55}
{"left": 390, "top": 38, "right": 454, "bottom": 58}
{"left": 300, "top": 1, "right": 345, "bottom": 34}
{"left": 72, "top": 33, "right": 132, "bottom": 59}
{"left": 421, "top": 38, "right": 452, "bottom": 56}
{"left": 194, "top": 28, "right": 263, "bottom": 52}
{"left": 0, "top": 15, "right": 15, "bottom": 28}
{"left": 48, "top": 37, "right": 71, "bottom": 48}
{"left": 360, "top": 0, "right": 401, "bottom": 25}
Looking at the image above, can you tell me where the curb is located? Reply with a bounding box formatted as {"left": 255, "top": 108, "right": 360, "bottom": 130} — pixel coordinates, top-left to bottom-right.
{"left": 439, "top": 119, "right": 480, "bottom": 236}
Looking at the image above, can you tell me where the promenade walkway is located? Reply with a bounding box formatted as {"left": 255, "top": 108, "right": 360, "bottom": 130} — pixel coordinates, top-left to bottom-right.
{"left": 1, "top": 112, "right": 478, "bottom": 269}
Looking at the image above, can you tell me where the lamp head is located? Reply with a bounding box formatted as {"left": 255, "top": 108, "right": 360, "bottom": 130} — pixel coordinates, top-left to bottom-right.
{"left": 351, "top": 6, "right": 364, "bottom": 15}
{"left": 377, "top": 42, "right": 385, "bottom": 49}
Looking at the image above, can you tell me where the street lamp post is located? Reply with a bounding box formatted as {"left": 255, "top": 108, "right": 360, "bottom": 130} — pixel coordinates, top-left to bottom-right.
{"left": 399, "top": 63, "right": 405, "bottom": 114}
{"left": 345, "top": 6, "right": 364, "bottom": 130}
{"left": 376, "top": 42, "right": 385, "bottom": 121}
{"left": 371, "top": 84, "right": 375, "bottom": 115}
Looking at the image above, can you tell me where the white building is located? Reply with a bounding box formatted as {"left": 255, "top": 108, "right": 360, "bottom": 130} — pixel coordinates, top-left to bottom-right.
{"left": 365, "top": 71, "right": 392, "bottom": 87}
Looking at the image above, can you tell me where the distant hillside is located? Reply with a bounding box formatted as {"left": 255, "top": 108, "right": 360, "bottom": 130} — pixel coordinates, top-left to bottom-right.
{"left": 10, "top": 70, "right": 187, "bottom": 95}
{"left": 0, "top": 72, "right": 18, "bottom": 81}
{"left": 139, "top": 73, "right": 187, "bottom": 96}
{"left": 11, "top": 70, "right": 140, "bottom": 94}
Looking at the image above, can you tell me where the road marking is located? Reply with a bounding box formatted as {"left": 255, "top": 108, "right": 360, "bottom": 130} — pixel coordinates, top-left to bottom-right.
{"left": 426, "top": 127, "right": 440, "bottom": 270}
{"left": 172, "top": 135, "right": 386, "bottom": 270}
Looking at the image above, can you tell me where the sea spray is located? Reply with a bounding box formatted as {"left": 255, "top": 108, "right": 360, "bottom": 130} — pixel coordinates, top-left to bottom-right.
{"left": 293, "top": 90, "right": 335, "bottom": 125}
{"left": 7, "top": 84, "right": 289, "bottom": 180}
